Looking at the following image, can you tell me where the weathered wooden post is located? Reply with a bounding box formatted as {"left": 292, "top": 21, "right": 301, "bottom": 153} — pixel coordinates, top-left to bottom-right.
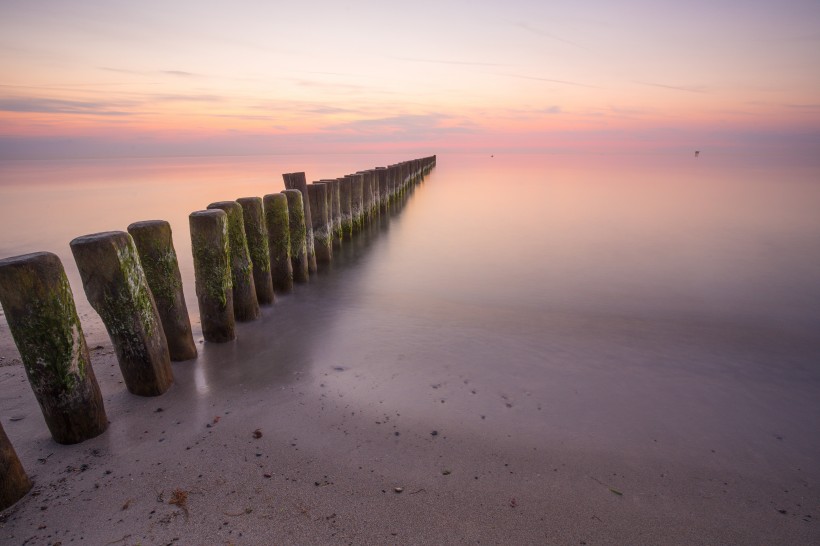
{"left": 360, "top": 171, "right": 374, "bottom": 225}
{"left": 127, "top": 220, "right": 197, "bottom": 362}
{"left": 0, "top": 423, "right": 31, "bottom": 510}
{"left": 376, "top": 167, "right": 389, "bottom": 213}
{"left": 236, "top": 197, "right": 275, "bottom": 306}
{"left": 281, "top": 189, "right": 309, "bottom": 283}
{"left": 307, "top": 183, "right": 332, "bottom": 263}
{"left": 339, "top": 177, "right": 353, "bottom": 239}
{"left": 189, "top": 210, "right": 235, "bottom": 343}
{"left": 388, "top": 164, "right": 398, "bottom": 203}
{"left": 262, "top": 193, "right": 294, "bottom": 293}
{"left": 0, "top": 252, "right": 108, "bottom": 443}
{"left": 71, "top": 232, "right": 173, "bottom": 397}
{"left": 207, "top": 201, "right": 259, "bottom": 322}
{"left": 350, "top": 173, "right": 364, "bottom": 233}
{"left": 321, "top": 179, "right": 343, "bottom": 245}
{"left": 283, "top": 172, "right": 318, "bottom": 274}
{"left": 369, "top": 169, "right": 382, "bottom": 218}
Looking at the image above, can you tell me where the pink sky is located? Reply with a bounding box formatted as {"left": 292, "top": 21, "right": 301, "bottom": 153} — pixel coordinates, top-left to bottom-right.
{"left": 1, "top": 0, "right": 818, "bottom": 159}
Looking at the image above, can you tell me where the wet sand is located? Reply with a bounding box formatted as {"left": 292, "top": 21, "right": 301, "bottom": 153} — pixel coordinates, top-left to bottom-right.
{"left": 2, "top": 237, "right": 819, "bottom": 545}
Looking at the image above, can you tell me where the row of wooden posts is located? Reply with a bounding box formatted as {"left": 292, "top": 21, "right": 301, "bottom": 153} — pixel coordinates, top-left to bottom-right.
{"left": 0, "top": 155, "right": 436, "bottom": 511}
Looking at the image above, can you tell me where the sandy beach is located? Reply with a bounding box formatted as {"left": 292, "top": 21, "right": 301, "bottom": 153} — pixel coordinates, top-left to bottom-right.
{"left": 2, "top": 223, "right": 819, "bottom": 545}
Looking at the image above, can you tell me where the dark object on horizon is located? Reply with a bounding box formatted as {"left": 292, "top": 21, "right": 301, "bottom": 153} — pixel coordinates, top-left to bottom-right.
{"left": 695, "top": 150, "right": 700, "bottom": 158}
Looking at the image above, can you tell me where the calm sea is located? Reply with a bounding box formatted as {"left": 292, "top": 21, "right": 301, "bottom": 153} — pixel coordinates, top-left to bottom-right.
{"left": 1, "top": 151, "right": 819, "bottom": 470}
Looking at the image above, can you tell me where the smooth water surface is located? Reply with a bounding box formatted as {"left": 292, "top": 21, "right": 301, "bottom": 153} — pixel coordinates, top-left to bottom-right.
{"left": 1, "top": 152, "right": 819, "bottom": 468}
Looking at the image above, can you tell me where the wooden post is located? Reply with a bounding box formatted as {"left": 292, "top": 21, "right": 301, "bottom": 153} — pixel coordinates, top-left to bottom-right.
{"left": 70, "top": 232, "right": 173, "bottom": 397}
{"left": 262, "top": 193, "right": 294, "bottom": 293}
{"left": 281, "top": 189, "right": 309, "bottom": 283}
{"left": 350, "top": 174, "right": 364, "bottom": 233}
{"left": 0, "top": 252, "right": 108, "bottom": 443}
{"left": 283, "top": 172, "right": 318, "bottom": 274}
{"left": 321, "top": 179, "right": 343, "bottom": 245}
{"left": 189, "top": 210, "right": 235, "bottom": 343}
{"left": 376, "top": 167, "right": 389, "bottom": 213}
{"left": 339, "top": 177, "right": 353, "bottom": 239}
{"left": 0, "top": 422, "right": 32, "bottom": 510}
{"left": 237, "top": 197, "right": 275, "bottom": 305}
{"left": 307, "top": 183, "right": 332, "bottom": 263}
{"left": 127, "top": 220, "right": 197, "bottom": 361}
{"left": 360, "top": 171, "right": 374, "bottom": 225}
{"left": 207, "top": 201, "right": 259, "bottom": 322}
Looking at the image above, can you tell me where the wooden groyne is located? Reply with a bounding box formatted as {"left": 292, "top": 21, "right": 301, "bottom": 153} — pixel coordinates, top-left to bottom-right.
{"left": 0, "top": 155, "right": 435, "bottom": 510}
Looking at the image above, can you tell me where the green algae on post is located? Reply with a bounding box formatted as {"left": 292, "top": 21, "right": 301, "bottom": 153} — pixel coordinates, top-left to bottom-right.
{"left": 236, "top": 197, "right": 275, "bottom": 305}
{"left": 350, "top": 173, "right": 364, "bottom": 233}
{"left": 307, "top": 182, "right": 333, "bottom": 264}
{"left": 207, "top": 201, "right": 260, "bottom": 322}
{"left": 0, "top": 251, "right": 108, "bottom": 443}
{"left": 127, "top": 220, "right": 197, "bottom": 361}
{"left": 262, "top": 193, "right": 294, "bottom": 293}
{"left": 281, "top": 189, "right": 309, "bottom": 283}
{"left": 320, "top": 179, "right": 343, "bottom": 245}
{"left": 0, "top": 422, "right": 32, "bottom": 510}
{"left": 283, "top": 172, "right": 318, "bottom": 275}
{"left": 70, "top": 231, "right": 173, "bottom": 397}
{"left": 189, "top": 209, "right": 235, "bottom": 343}
{"left": 339, "top": 177, "right": 353, "bottom": 239}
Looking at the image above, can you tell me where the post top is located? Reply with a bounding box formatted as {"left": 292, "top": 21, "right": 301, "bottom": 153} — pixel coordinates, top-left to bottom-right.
{"left": 207, "top": 201, "right": 241, "bottom": 212}
{"left": 127, "top": 220, "right": 170, "bottom": 232}
{"left": 0, "top": 251, "right": 60, "bottom": 269}
{"left": 189, "top": 209, "right": 226, "bottom": 220}
{"left": 69, "top": 231, "right": 129, "bottom": 248}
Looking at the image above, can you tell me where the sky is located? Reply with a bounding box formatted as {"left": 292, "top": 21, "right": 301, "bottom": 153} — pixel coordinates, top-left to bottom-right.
{"left": 1, "top": 0, "right": 819, "bottom": 159}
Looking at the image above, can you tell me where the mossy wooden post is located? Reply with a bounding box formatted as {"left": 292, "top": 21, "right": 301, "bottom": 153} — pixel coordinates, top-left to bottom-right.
{"left": 70, "top": 232, "right": 173, "bottom": 397}
{"left": 388, "top": 165, "right": 398, "bottom": 203}
{"left": 0, "top": 252, "right": 108, "bottom": 443}
{"left": 339, "top": 177, "right": 353, "bottom": 239}
{"left": 263, "top": 193, "right": 294, "bottom": 293}
{"left": 281, "top": 189, "right": 309, "bottom": 283}
{"left": 283, "top": 172, "right": 318, "bottom": 274}
{"left": 127, "top": 220, "right": 197, "bottom": 362}
{"left": 350, "top": 174, "right": 364, "bottom": 233}
{"left": 207, "top": 201, "right": 259, "bottom": 322}
{"left": 189, "top": 210, "right": 235, "bottom": 343}
{"left": 360, "top": 171, "right": 374, "bottom": 225}
{"left": 376, "top": 167, "right": 389, "bottom": 213}
{"left": 321, "top": 179, "right": 343, "bottom": 245}
{"left": 236, "top": 197, "right": 275, "bottom": 305}
{"left": 307, "top": 183, "right": 332, "bottom": 263}
{"left": 0, "top": 422, "right": 31, "bottom": 510}
{"left": 368, "top": 169, "right": 382, "bottom": 218}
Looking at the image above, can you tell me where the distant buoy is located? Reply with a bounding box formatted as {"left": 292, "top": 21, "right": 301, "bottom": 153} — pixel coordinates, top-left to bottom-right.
{"left": 695, "top": 150, "right": 700, "bottom": 158}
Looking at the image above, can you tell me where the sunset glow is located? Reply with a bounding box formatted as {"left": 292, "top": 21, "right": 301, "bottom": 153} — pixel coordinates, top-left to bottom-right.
{"left": 1, "top": 0, "right": 819, "bottom": 158}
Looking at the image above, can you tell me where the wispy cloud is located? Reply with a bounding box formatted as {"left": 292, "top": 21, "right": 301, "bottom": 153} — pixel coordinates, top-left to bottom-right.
{"left": 501, "top": 73, "right": 600, "bottom": 89}
{"left": 785, "top": 103, "right": 820, "bottom": 110}
{"left": 393, "top": 56, "right": 510, "bottom": 67}
{"left": 636, "top": 81, "right": 709, "bottom": 94}
{"left": 511, "top": 21, "right": 590, "bottom": 51}
{"left": 99, "top": 66, "right": 205, "bottom": 78}
{"left": 0, "top": 97, "right": 134, "bottom": 116}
